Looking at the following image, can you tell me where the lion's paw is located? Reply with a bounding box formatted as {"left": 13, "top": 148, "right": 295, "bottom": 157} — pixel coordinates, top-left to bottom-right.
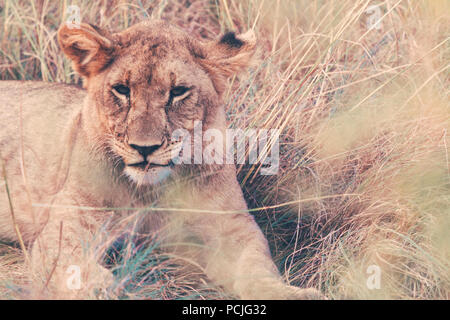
{"left": 286, "top": 286, "right": 326, "bottom": 300}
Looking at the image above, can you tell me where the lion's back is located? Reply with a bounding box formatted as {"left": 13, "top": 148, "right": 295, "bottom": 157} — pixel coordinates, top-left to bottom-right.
{"left": 0, "top": 81, "right": 86, "bottom": 241}
{"left": 0, "top": 81, "right": 85, "bottom": 145}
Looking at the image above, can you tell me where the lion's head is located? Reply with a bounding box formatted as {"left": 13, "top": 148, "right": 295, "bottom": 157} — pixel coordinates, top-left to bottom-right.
{"left": 58, "top": 20, "right": 256, "bottom": 185}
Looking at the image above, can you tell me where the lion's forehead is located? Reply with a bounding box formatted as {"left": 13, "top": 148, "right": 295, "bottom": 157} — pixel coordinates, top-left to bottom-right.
{"left": 110, "top": 49, "right": 201, "bottom": 90}
{"left": 105, "top": 21, "right": 203, "bottom": 87}
{"left": 116, "top": 21, "right": 190, "bottom": 54}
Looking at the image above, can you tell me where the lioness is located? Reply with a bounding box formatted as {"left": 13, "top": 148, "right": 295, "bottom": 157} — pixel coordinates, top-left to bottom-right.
{"left": 0, "top": 20, "right": 321, "bottom": 299}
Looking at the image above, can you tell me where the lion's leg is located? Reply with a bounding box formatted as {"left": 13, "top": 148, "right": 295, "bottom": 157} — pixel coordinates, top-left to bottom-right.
{"left": 29, "top": 213, "right": 113, "bottom": 299}
{"left": 191, "top": 212, "right": 322, "bottom": 300}
{"left": 181, "top": 173, "right": 323, "bottom": 300}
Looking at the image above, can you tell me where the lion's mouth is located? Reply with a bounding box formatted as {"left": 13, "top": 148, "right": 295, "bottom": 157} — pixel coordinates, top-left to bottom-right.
{"left": 127, "top": 161, "right": 172, "bottom": 171}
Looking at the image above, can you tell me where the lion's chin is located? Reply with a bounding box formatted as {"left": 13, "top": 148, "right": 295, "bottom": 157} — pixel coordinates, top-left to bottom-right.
{"left": 124, "top": 165, "right": 172, "bottom": 185}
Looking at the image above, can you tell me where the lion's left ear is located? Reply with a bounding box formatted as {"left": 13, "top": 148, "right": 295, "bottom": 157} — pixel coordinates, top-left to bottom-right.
{"left": 195, "top": 31, "right": 257, "bottom": 95}
{"left": 58, "top": 23, "right": 116, "bottom": 78}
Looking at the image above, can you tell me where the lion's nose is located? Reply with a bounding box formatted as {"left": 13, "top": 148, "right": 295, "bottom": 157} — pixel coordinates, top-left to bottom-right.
{"left": 130, "top": 143, "right": 163, "bottom": 159}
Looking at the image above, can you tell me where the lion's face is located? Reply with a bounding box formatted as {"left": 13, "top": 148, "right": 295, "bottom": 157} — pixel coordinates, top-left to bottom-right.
{"left": 58, "top": 20, "right": 256, "bottom": 185}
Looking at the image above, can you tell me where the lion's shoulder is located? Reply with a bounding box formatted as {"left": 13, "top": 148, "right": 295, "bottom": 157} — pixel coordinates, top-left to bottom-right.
{"left": 0, "top": 80, "right": 85, "bottom": 121}
{"left": 0, "top": 80, "right": 85, "bottom": 101}
{"left": 0, "top": 80, "right": 86, "bottom": 165}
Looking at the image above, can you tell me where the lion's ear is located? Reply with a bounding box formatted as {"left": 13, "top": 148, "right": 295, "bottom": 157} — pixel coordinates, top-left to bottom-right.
{"left": 58, "top": 23, "right": 115, "bottom": 78}
{"left": 196, "top": 30, "right": 257, "bottom": 95}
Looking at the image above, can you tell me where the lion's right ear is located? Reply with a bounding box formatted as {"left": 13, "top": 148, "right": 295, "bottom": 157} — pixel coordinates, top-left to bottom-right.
{"left": 192, "top": 30, "right": 258, "bottom": 96}
{"left": 58, "top": 23, "right": 115, "bottom": 77}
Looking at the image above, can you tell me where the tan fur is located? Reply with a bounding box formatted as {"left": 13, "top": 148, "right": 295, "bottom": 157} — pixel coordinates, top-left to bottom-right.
{"left": 0, "top": 20, "right": 322, "bottom": 299}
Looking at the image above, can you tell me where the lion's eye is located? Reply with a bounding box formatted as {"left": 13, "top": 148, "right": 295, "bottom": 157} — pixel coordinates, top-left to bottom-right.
{"left": 113, "top": 84, "right": 130, "bottom": 96}
{"left": 170, "top": 86, "right": 189, "bottom": 97}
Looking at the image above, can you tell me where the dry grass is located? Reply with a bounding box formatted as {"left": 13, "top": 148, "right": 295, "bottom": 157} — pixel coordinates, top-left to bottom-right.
{"left": 0, "top": 0, "right": 449, "bottom": 299}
